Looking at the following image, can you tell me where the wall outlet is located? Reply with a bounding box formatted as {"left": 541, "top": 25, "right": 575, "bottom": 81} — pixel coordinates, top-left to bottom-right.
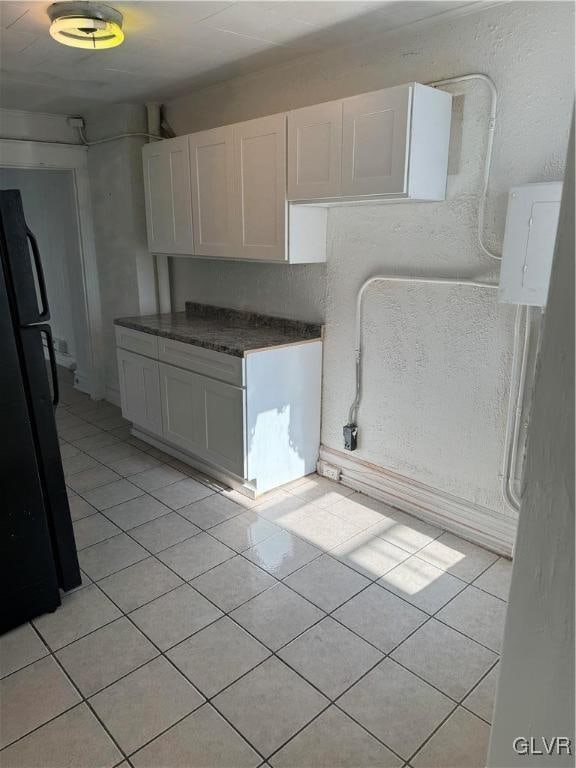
{"left": 319, "top": 462, "right": 341, "bottom": 482}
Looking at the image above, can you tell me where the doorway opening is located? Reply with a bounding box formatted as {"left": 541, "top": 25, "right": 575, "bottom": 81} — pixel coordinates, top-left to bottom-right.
{"left": 0, "top": 139, "right": 104, "bottom": 400}
{"left": 0, "top": 168, "right": 92, "bottom": 392}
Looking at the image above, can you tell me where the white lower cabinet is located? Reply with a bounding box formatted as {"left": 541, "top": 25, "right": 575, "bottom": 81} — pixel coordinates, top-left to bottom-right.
{"left": 116, "top": 328, "right": 321, "bottom": 495}
{"left": 158, "top": 363, "right": 205, "bottom": 457}
{"left": 116, "top": 348, "right": 162, "bottom": 436}
{"left": 157, "top": 362, "right": 245, "bottom": 477}
{"left": 202, "top": 377, "right": 245, "bottom": 477}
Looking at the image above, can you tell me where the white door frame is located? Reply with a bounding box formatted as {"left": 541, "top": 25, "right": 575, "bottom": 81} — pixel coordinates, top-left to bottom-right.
{"left": 0, "top": 139, "right": 105, "bottom": 399}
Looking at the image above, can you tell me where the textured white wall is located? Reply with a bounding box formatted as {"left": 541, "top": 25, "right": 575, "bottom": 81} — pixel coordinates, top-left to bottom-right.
{"left": 84, "top": 104, "right": 157, "bottom": 398}
{"left": 488, "top": 121, "right": 574, "bottom": 767}
{"left": 0, "top": 106, "right": 154, "bottom": 399}
{"left": 165, "top": 2, "right": 573, "bottom": 517}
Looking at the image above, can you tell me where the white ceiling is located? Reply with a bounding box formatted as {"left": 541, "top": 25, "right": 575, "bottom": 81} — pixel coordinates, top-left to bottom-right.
{"left": 0, "top": 1, "right": 478, "bottom": 114}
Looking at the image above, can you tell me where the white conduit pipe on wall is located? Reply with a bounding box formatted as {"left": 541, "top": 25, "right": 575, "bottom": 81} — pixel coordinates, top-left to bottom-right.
{"left": 345, "top": 73, "right": 532, "bottom": 515}
{"left": 502, "top": 305, "right": 533, "bottom": 511}
{"left": 509, "top": 308, "right": 533, "bottom": 504}
{"left": 346, "top": 275, "right": 527, "bottom": 514}
{"left": 347, "top": 275, "right": 499, "bottom": 427}
{"left": 75, "top": 113, "right": 171, "bottom": 315}
{"left": 144, "top": 103, "right": 172, "bottom": 315}
{"left": 427, "top": 74, "right": 501, "bottom": 261}
{"left": 77, "top": 126, "right": 161, "bottom": 145}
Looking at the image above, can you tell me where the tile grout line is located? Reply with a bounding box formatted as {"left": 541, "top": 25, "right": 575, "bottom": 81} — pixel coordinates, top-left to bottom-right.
{"left": 457, "top": 659, "right": 500, "bottom": 725}
{"left": 68, "top": 482, "right": 327, "bottom": 763}
{"left": 66, "top": 403, "right": 510, "bottom": 590}
{"left": 72, "top": 451, "right": 507, "bottom": 606}
{"left": 0, "top": 623, "right": 132, "bottom": 763}
{"left": 86, "top": 583, "right": 272, "bottom": 764}
{"left": 92, "top": 529, "right": 496, "bottom": 763}
{"left": 19, "top": 524, "right": 395, "bottom": 763}
{"left": 21, "top": 403, "right": 503, "bottom": 762}
{"left": 68, "top": 423, "right": 433, "bottom": 565}
{"left": 393, "top": 556, "right": 507, "bottom": 764}
{"left": 72, "top": 468, "right": 504, "bottom": 676}
{"left": 72, "top": 458, "right": 504, "bottom": 667}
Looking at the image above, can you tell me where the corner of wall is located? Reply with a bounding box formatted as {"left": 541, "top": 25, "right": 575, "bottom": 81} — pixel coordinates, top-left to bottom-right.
{"left": 83, "top": 103, "right": 147, "bottom": 143}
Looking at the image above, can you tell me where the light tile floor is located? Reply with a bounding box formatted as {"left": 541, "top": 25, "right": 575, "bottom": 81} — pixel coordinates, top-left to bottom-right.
{"left": 0, "top": 368, "right": 512, "bottom": 768}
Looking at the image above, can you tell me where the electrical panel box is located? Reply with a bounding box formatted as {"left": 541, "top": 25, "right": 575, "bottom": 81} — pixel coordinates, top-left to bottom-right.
{"left": 499, "top": 182, "right": 562, "bottom": 306}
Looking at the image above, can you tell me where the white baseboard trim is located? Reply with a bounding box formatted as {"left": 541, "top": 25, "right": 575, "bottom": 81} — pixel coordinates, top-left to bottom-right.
{"left": 55, "top": 350, "right": 76, "bottom": 369}
{"left": 105, "top": 386, "right": 121, "bottom": 407}
{"left": 318, "top": 445, "right": 517, "bottom": 557}
{"left": 131, "top": 428, "right": 258, "bottom": 499}
{"left": 73, "top": 370, "right": 91, "bottom": 395}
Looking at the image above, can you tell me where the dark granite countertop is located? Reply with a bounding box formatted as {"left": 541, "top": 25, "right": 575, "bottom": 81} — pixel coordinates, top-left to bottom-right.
{"left": 115, "top": 302, "right": 323, "bottom": 357}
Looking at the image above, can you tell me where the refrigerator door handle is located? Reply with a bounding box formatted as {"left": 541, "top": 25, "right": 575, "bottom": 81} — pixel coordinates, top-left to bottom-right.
{"left": 26, "top": 227, "right": 50, "bottom": 322}
{"left": 36, "top": 324, "right": 59, "bottom": 407}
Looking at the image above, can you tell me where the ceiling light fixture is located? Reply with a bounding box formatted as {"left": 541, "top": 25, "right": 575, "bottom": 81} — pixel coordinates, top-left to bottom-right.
{"left": 48, "top": 2, "right": 124, "bottom": 50}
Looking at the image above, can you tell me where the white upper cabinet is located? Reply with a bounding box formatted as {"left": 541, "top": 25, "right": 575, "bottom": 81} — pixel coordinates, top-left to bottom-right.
{"left": 188, "top": 114, "right": 291, "bottom": 262}
{"left": 189, "top": 126, "right": 236, "bottom": 258}
{"left": 287, "top": 83, "right": 452, "bottom": 202}
{"left": 142, "top": 82, "right": 452, "bottom": 260}
{"left": 341, "top": 85, "right": 411, "bottom": 197}
{"left": 142, "top": 136, "right": 194, "bottom": 254}
{"left": 233, "top": 114, "right": 286, "bottom": 261}
{"left": 287, "top": 101, "right": 342, "bottom": 200}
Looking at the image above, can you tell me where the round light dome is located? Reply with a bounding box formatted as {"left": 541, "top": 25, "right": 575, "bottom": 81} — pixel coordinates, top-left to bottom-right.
{"left": 47, "top": 2, "right": 124, "bottom": 50}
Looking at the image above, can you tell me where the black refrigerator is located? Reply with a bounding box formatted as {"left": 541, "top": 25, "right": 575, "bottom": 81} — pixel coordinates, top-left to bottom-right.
{"left": 0, "top": 189, "right": 81, "bottom": 634}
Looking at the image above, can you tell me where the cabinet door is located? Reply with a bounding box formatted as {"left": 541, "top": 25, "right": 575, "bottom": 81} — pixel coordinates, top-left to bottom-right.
{"left": 341, "top": 85, "right": 411, "bottom": 197}
{"left": 189, "top": 126, "right": 236, "bottom": 258}
{"left": 159, "top": 362, "right": 245, "bottom": 477}
{"left": 287, "top": 101, "right": 342, "bottom": 200}
{"left": 117, "top": 349, "right": 162, "bottom": 435}
{"left": 201, "top": 377, "right": 245, "bottom": 477}
{"left": 159, "top": 363, "right": 204, "bottom": 456}
{"left": 233, "top": 114, "right": 286, "bottom": 261}
{"left": 142, "top": 136, "right": 194, "bottom": 254}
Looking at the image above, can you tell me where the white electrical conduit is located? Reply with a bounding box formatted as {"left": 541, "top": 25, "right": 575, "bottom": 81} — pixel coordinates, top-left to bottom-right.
{"left": 427, "top": 73, "right": 501, "bottom": 261}
{"left": 347, "top": 275, "right": 498, "bottom": 426}
{"left": 346, "top": 274, "right": 529, "bottom": 515}
{"left": 345, "top": 74, "right": 532, "bottom": 514}
{"left": 77, "top": 126, "right": 161, "bottom": 146}
{"left": 501, "top": 306, "right": 524, "bottom": 511}
{"left": 502, "top": 305, "right": 533, "bottom": 512}
{"left": 509, "top": 308, "right": 533, "bottom": 505}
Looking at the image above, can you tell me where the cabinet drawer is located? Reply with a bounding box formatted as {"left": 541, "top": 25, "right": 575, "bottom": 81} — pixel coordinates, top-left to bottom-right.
{"left": 157, "top": 336, "right": 244, "bottom": 386}
{"left": 115, "top": 326, "right": 158, "bottom": 359}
